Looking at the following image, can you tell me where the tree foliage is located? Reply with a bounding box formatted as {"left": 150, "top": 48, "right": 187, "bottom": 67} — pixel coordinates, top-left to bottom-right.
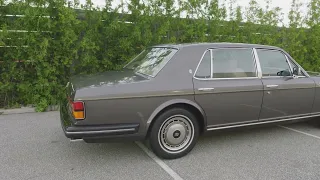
{"left": 0, "top": 0, "right": 319, "bottom": 110}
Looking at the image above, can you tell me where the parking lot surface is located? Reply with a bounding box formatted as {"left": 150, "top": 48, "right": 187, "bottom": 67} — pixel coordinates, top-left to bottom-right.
{"left": 1, "top": 112, "right": 320, "bottom": 180}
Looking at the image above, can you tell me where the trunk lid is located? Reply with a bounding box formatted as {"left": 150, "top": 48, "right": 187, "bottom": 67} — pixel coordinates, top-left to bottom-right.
{"left": 66, "top": 70, "right": 149, "bottom": 98}
{"left": 70, "top": 70, "right": 148, "bottom": 90}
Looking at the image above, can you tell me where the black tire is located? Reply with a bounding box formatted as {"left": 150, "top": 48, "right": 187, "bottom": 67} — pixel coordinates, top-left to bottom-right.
{"left": 307, "top": 117, "right": 320, "bottom": 126}
{"left": 149, "top": 108, "right": 200, "bottom": 159}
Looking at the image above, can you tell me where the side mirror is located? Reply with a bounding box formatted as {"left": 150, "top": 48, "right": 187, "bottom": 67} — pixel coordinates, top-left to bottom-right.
{"left": 293, "top": 67, "right": 300, "bottom": 76}
{"left": 277, "top": 70, "right": 291, "bottom": 77}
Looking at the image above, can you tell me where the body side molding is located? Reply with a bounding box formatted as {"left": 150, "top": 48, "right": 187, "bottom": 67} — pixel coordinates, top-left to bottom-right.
{"left": 207, "top": 113, "right": 320, "bottom": 131}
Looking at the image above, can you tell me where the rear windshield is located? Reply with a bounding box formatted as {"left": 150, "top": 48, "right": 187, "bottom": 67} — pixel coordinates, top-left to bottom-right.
{"left": 124, "top": 47, "right": 178, "bottom": 77}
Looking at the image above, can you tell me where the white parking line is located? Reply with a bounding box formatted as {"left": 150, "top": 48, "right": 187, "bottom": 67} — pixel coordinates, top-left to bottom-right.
{"left": 135, "top": 141, "right": 184, "bottom": 180}
{"left": 278, "top": 125, "right": 320, "bottom": 140}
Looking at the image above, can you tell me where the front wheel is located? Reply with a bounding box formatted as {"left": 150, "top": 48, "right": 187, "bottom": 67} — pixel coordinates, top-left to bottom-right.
{"left": 149, "top": 108, "right": 199, "bottom": 159}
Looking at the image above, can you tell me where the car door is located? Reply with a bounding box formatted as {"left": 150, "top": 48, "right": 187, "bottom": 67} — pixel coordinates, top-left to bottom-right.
{"left": 193, "top": 48, "right": 264, "bottom": 128}
{"left": 256, "top": 48, "right": 316, "bottom": 120}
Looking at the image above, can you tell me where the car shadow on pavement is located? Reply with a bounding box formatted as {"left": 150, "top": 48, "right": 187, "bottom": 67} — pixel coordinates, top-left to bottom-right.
{"left": 200, "top": 119, "right": 320, "bottom": 141}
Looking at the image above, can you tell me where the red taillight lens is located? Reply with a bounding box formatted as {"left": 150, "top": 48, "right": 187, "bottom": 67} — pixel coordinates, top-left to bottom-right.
{"left": 69, "top": 101, "right": 85, "bottom": 120}
{"left": 72, "top": 101, "right": 84, "bottom": 111}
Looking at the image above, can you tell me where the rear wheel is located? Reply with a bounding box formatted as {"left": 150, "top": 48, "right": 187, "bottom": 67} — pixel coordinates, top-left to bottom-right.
{"left": 149, "top": 108, "right": 199, "bottom": 159}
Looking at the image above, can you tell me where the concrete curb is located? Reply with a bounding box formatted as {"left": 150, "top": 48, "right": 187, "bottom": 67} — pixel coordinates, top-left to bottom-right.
{"left": 46, "top": 105, "right": 59, "bottom": 112}
{"left": 0, "top": 105, "right": 59, "bottom": 115}
{"left": 0, "top": 107, "right": 36, "bottom": 115}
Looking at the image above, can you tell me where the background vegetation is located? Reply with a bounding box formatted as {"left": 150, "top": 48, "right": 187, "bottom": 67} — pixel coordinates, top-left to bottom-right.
{"left": 0, "top": 0, "right": 320, "bottom": 111}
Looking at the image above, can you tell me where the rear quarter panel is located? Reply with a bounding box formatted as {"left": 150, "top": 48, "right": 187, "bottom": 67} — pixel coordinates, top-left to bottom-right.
{"left": 78, "top": 95, "right": 195, "bottom": 136}
{"left": 74, "top": 46, "right": 206, "bottom": 136}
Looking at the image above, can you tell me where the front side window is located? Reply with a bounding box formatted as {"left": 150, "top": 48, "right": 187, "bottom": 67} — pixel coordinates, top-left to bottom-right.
{"left": 124, "top": 47, "right": 178, "bottom": 77}
{"left": 257, "top": 49, "right": 292, "bottom": 77}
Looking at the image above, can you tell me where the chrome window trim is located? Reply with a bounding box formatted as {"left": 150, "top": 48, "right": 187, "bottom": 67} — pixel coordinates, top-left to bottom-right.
{"left": 251, "top": 49, "right": 259, "bottom": 77}
{"left": 285, "top": 53, "right": 294, "bottom": 75}
{"left": 210, "top": 49, "right": 213, "bottom": 78}
{"left": 296, "top": 76, "right": 308, "bottom": 78}
{"left": 193, "top": 49, "right": 211, "bottom": 79}
{"left": 261, "top": 75, "right": 307, "bottom": 79}
{"left": 193, "top": 76, "right": 259, "bottom": 81}
{"left": 193, "top": 47, "right": 259, "bottom": 81}
{"left": 253, "top": 48, "right": 262, "bottom": 78}
{"left": 261, "top": 76, "right": 284, "bottom": 79}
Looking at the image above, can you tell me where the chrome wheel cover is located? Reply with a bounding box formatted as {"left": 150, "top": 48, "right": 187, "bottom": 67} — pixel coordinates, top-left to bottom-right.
{"left": 158, "top": 115, "right": 195, "bottom": 154}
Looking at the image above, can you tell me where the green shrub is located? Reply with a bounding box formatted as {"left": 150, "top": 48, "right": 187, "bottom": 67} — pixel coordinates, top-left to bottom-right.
{"left": 0, "top": 0, "right": 319, "bottom": 110}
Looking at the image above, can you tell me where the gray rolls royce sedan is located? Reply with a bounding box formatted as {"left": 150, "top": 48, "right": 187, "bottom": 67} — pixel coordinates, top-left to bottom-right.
{"left": 60, "top": 43, "right": 320, "bottom": 159}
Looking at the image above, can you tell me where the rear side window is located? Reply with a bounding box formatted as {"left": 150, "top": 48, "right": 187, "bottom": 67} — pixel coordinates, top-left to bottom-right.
{"left": 211, "top": 49, "right": 256, "bottom": 78}
{"left": 257, "top": 49, "right": 292, "bottom": 77}
{"left": 194, "top": 48, "right": 257, "bottom": 79}
{"left": 124, "top": 47, "right": 178, "bottom": 77}
{"left": 195, "top": 51, "right": 211, "bottom": 79}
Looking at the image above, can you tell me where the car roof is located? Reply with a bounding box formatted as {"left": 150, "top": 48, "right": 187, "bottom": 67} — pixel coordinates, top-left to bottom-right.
{"left": 152, "top": 42, "right": 281, "bottom": 50}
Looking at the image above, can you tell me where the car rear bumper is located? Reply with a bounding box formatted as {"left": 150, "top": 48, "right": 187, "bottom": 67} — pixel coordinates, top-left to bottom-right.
{"left": 60, "top": 101, "right": 140, "bottom": 140}
{"left": 62, "top": 123, "right": 140, "bottom": 139}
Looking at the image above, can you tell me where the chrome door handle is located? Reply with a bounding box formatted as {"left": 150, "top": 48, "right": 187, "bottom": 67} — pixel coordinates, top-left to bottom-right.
{"left": 198, "top": 88, "right": 215, "bottom": 91}
{"left": 266, "top": 85, "right": 279, "bottom": 88}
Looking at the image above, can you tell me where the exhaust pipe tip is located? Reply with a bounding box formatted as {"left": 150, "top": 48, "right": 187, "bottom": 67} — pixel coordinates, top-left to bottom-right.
{"left": 70, "top": 138, "right": 84, "bottom": 142}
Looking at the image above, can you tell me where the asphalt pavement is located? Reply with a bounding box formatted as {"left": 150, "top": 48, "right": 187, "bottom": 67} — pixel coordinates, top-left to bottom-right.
{"left": 1, "top": 112, "right": 320, "bottom": 180}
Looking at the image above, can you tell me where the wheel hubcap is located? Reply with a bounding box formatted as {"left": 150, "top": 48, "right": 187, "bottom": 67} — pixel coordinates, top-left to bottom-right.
{"left": 173, "top": 130, "right": 181, "bottom": 138}
{"left": 158, "top": 115, "right": 195, "bottom": 153}
{"left": 166, "top": 123, "right": 186, "bottom": 145}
